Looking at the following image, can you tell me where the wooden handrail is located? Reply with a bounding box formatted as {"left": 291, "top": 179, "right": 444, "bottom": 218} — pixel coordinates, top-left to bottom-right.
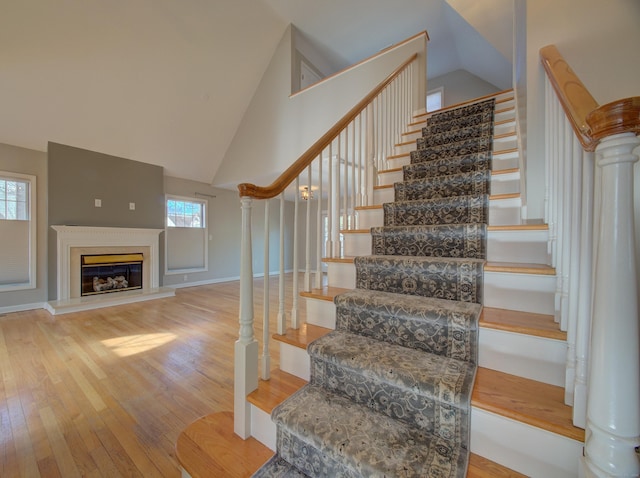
{"left": 540, "top": 44, "right": 640, "bottom": 151}
{"left": 238, "top": 53, "right": 418, "bottom": 199}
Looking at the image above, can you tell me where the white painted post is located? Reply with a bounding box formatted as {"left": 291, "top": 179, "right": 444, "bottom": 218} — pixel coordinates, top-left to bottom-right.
{"left": 234, "top": 196, "right": 259, "bottom": 438}
{"left": 304, "top": 166, "right": 312, "bottom": 292}
{"left": 583, "top": 132, "right": 640, "bottom": 477}
{"left": 316, "top": 153, "right": 323, "bottom": 289}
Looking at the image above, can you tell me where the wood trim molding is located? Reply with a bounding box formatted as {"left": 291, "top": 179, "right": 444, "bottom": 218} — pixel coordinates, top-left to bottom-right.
{"left": 540, "top": 45, "right": 599, "bottom": 150}
{"left": 540, "top": 44, "right": 640, "bottom": 151}
{"left": 238, "top": 54, "right": 418, "bottom": 199}
{"left": 586, "top": 97, "right": 640, "bottom": 143}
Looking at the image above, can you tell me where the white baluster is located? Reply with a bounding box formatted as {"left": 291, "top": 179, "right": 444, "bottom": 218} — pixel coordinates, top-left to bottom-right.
{"left": 583, "top": 132, "right": 640, "bottom": 477}
{"left": 277, "top": 193, "right": 286, "bottom": 335}
{"left": 291, "top": 177, "right": 300, "bottom": 329}
{"left": 331, "top": 141, "right": 341, "bottom": 258}
{"left": 261, "top": 199, "right": 270, "bottom": 380}
{"left": 316, "top": 153, "right": 323, "bottom": 289}
{"left": 304, "top": 166, "right": 312, "bottom": 292}
{"left": 327, "top": 143, "right": 334, "bottom": 258}
{"left": 234, "top": 196, "right": 258, "bottom": 438}
{"left": 573, "top": 149, "right": 595, "bottom": 428}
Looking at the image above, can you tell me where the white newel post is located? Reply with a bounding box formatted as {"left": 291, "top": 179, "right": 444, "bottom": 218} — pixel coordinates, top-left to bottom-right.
{"left": 235, "top": 196, "right": 259, "bottom": 439}
{"left": 583, "top": 132, "right": 640, "bottom": 477}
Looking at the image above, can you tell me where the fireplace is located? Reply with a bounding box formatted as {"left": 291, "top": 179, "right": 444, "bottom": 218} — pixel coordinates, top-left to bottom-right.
{"left": 48, "top": 225, "right": 174, "bottom": 315}
{"left": 81, "top": 253, "right": 143, "bottom": 296}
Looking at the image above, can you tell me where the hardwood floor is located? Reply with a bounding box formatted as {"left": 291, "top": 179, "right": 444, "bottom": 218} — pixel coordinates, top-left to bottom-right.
{"left": 0, "top": 276, "right": 293, "bottom": 477}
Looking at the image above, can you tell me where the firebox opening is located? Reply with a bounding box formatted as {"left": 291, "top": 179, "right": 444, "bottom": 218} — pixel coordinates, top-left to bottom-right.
{"left": 81, "top": 253, "right": 143, "bottom": 296}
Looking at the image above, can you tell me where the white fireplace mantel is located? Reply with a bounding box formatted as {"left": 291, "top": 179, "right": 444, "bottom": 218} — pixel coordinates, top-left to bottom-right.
{"left": 49, "top": 225, "right": 173, "bottom": 314}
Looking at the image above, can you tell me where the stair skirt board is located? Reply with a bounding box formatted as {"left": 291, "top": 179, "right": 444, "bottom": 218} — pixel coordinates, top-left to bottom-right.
{"left": 253, "top": 100, "right": 496, "bottom": 477}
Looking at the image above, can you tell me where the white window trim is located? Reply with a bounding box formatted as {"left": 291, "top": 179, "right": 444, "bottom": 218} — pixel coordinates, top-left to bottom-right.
{"left": 0, "top": 171, "right": 36, "bottom": 292}
{"left": 164, "top": 194, "right": 208, "bottom": 275}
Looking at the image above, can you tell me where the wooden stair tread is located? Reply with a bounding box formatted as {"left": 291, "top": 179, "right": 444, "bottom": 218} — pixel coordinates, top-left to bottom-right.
{"left": 490, "top": 192, "right": 520, "bottom": 200}
{"left": 272, "top": 323, "right": 332, "bottom": 349}
{"left": 493, "top": 131, "right": 516, "bottom": 140}
{"left": 494, "top": 147, "right": 518, "bottom": 156}
{"left": 247, "top": 369, "right": 307, "bottom": 414}
{"left": 472, "top": 368, "right": 585, "bottom": 442}
{"left": 481, "top": 307, "right": 566, "bottom": 340}
{"left": 488, "top": 221, "right": 548, "bottom": 231}
{"left": 176, "top": 411, "right": 274, "bottom": 478}
{"left": 177, "top": 411, "right": 524, "bottom": 477}
{"left": 323, "top": 257, "right": 554, "bottom": 275}
{"left": 485, "top": 261, "right": 555, "bottom": 275}
{"left": 301, "top": 286, "right": 350, "bottom": 300}
{"left": 468, "top": 454, "right": 527, "bottom": 478}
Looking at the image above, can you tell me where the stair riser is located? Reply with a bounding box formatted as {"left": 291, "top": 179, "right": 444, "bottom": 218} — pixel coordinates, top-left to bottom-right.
{"left": 303, "top": 297, "right": 564, "bottom": 386}
{"left": 344, "top": 229, "right": 549, "bottom": 264}
{"left": 470, "top": 408, "right": 582, "bottom": 477}
{"left": 325, "top": 262, "right": 555, "bottom": 315}
{"left": 279, "top": 342, "right": 310, "bottom": 380}
{"left": 357, "top": 201, "right": 522, "bottom": 229}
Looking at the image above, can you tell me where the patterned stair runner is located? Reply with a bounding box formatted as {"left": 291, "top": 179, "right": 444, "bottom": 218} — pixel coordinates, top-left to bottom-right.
{"left": 253, "top": 98, "right": 495, "bottom": 477}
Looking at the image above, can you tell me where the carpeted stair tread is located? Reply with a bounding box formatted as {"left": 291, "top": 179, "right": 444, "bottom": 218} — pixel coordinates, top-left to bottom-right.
{"left": 403, "top": 152, "right": 492, "bottom": 181}
{"left": 335, "top": 288, "right": 481, "bottom": 361}
{"left": 371, "top": 223, "right": 486, "bottom": 259}
{"left": 355, "top": 255, "right": 484, "bottom": 304}
{"left": 428, "top": 99, "right": 495, "bottom": 123}
{"left": 422, "top": 109, "right": 494, "bottom": 136}
{"left": 394, "top": 170, "right": 491, "bottom": 202}
{"left": 411, "top": 136, "right": 493, "bottom": 163}
{"left": 383, "top": 194, "right": 489, "bottom": 227}
{"left": 309, "top": 330, "right": 475, "bottom": 438}
{"left": 417, "top": 122, "right": 494, "bottom": 149}
{"left": 272, "top": 384, "right": 469, "bottom": 477}
{"left": 252, "top": 454, "right": 309, "bottom": 477}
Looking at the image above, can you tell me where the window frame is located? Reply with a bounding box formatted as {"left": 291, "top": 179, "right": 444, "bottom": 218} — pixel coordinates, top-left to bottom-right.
{"left": 164, "top": 194, "right": 209, "bottom": 276}
{"left": 0, "top": 171, "right": 36, "bottom": 292}
{"left": 426, "top": 87, "right": 444, "bottom": 113}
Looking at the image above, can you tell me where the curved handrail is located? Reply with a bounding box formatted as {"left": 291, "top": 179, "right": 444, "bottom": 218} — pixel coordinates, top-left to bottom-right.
{"left": 540, "top": 44, "right": 640, "bottom": 151}
{"left": 238, "top": 53, "right": 418, "bottom": 199}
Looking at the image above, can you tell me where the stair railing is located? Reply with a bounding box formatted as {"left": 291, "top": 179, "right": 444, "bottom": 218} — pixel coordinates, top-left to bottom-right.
{"left": 541, "top": 44, "right": 640, "bottom": 477}
{"left": 234, "top": 51, "right": 424, "bottom": 439}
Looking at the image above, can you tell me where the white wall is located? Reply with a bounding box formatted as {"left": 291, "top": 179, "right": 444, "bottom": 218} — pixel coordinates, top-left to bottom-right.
{"left": 525, "top": 0, "right": 640, "bottom": 218}
{"left": 428, "top": 69, "right": 500, "bottom": 107}
{"left": 0, "top": 143, "right": 48, "bottom": 312}
{"left": 213, "top": 26, "right": 427, "bottom": 190}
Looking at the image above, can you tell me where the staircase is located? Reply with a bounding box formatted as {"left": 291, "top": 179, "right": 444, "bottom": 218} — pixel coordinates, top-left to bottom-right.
{"left": 249, "top": 91, "right": 584, "bottom": 477}
{"left": 177, "top": 91, "right": 586, "bottom": 477}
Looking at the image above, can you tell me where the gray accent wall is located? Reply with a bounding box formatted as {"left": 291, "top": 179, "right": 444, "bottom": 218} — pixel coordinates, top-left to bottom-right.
{"left": 0, "top": 143, "right": 48, "bottom": 310}
{"left": 47, "top": 142, "right": 164, "bottom": 299}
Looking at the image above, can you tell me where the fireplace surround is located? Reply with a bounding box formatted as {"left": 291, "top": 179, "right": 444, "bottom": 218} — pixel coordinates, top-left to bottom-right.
{"left": 48, "top": 225, "right": 174, "bottom": 314}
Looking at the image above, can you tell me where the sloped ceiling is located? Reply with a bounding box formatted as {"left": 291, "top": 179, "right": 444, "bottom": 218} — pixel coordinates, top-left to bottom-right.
{"left": 1, "top": 0, "right": 512, "bottom": 185}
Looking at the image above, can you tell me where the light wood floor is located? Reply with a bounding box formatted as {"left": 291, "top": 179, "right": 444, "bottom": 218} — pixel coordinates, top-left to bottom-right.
{"left": 0, "top": 275, "right": 295, "bottom": 477}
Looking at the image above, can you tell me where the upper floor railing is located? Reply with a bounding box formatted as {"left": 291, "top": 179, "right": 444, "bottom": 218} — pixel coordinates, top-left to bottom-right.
{"left": 233, "top": 33, "right": 427, "bottom": 440}
{"left": 540, "top": 44, "right": 640, "bottom": 477}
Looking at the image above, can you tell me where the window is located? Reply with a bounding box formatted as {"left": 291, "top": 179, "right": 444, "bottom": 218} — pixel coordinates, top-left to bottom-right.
{"left": 0, "top": 172, "right": 36, "bottom": 291}
{"left": 166, "top": 198, "right": 205, "bottom": 228}
{"left": 426, "top": 87, "right": 444, "bottom": 112}
{"left": 0, "top": 177, "right": 29, "bottom": 220}
{"left": 165, "top": 195, "right": 208, "bottom": 275}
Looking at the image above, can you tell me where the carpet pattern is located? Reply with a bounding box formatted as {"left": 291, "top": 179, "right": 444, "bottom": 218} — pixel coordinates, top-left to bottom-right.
{"left": 253, "top": 98, "right": 495, "bottom": 477}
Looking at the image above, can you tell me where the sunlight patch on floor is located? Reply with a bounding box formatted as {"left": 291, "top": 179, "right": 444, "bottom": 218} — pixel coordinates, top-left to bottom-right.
{"left": 102, "top": 333, "right": 177, "bottom": 357}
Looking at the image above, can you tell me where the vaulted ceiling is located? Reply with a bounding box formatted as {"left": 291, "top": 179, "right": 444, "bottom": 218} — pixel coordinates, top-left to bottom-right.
{"left": 1, "top": 0, "right": 512, "bottom": 185}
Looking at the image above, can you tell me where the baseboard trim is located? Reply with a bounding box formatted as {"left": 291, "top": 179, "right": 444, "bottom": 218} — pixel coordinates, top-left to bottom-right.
{"left": 167, "top": 269, "right": 299, "bottom": 289}
{"left": 0, "top": 302, "right": 46, "bottom": 315}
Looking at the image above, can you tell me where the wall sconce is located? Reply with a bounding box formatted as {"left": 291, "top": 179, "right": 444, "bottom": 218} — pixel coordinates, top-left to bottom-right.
{"left": 300, "top": 186, "right": 313, "bottom": 200}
